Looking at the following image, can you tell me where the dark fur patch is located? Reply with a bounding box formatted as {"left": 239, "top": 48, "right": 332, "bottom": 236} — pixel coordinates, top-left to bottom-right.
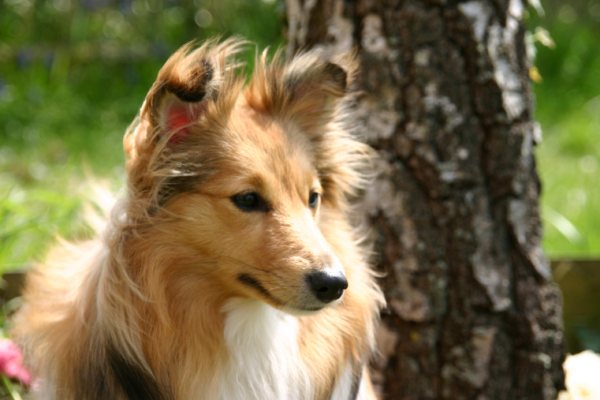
{"left": 167, "top": 60, "right": 214, "bottom": 103}
{"left": 156, "top": 175, "right": 200, "bottom": 206}
{"left": 322, "top": 62, "right": 348, "bottom": 93}
{"left": 238, "top": 273, "right": 284, "bottom": 306}
{"left": 73, "top": 361, "right": 114, "bottom": 400}
{"left": 107, "top": 346, "right": 170, "bottom": 400}
{"left": 349, "top": 363, "right": 363, "bottom": 400}
{"left": 283, "top": 62, "right": 346, "bottom": 96}
{"left": 238, "top": 273, "right": 272, "bottom": 298}
{"left": 154, "top": 152, "right": 218, "bottom": 207}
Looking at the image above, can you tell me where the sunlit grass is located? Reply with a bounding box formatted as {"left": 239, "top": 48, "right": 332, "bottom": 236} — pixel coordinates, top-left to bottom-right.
{"left": 538, "top": 95, "right": 600, "bottom": 257}
{"left": 0, "top": 134, "right": 123, "bottom": 271}
{"left": 0, "top": 65, "right": 128, "bottom": 271}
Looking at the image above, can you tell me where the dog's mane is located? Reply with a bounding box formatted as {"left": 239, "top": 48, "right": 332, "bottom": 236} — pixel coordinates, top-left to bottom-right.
{"left": 13, "top": 39, "right": 383, "bottom": 400}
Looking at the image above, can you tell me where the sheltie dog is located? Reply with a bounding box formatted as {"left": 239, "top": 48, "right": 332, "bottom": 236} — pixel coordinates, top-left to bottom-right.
{"left": 13, "top": 39, "right": 384, "bottom": 400}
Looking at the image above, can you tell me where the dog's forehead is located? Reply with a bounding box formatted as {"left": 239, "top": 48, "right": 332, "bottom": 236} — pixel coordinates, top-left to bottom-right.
{"left": 224, "top": 100, "right": 318, "bottom": 191}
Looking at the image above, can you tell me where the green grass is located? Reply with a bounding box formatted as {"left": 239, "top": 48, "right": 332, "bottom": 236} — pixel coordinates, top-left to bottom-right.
{"left": 0, "top": 53, "right": 141, "bottom": 269}
{"left": 532, "top": 3, "right": 600, "bottom": 258}
{"left": 538, "top": 101, "right": 600, "bottom": 257}
{"left": 0, "top": 73, "right": 128, "bottom": 269}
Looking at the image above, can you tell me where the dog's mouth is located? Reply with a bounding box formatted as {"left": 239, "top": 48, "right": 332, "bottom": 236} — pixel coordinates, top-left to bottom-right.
{"left": 237, "top": 273, "right": 326, "bottom": 313}
{"left": 237, "top": 273, "right": 285, "bottom": 306}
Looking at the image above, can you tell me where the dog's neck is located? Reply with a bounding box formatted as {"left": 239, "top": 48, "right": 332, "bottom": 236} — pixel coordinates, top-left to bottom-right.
{"left": 214, "top": 298, "right": 313, "bottom": 400}
{"left": 105, "top": 239, "right": 309, "bottom": 398}
{"left": 101, "top": 228, "right": 367, "bottom": 399}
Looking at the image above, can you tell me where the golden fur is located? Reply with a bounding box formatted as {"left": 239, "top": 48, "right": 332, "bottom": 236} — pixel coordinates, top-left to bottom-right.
{"left": 13, "top": 38, "right": 384, "bottom": 400}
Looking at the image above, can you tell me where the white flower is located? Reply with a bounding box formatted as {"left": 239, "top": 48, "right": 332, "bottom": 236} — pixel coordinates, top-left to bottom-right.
{"left": 562, "top": 351, "right": 600, "bottom": 400}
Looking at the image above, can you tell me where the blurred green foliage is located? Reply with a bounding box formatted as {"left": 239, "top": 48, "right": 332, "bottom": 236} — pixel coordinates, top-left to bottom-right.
{"left": 0, "top": 0, "right": 598, "bottom": 271}
{"left": 530, "top": 0, "right": 600, "bottom": 258}
{"left": 528, "top": 0, "right": 600, "bottom": 353}
{"left": 0, "top": 0, "right": 283, "bottom": 269}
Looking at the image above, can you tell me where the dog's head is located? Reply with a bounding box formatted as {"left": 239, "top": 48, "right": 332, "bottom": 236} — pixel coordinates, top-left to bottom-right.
{"left": 123, "top": 39, "right": 369, "bottom": 313}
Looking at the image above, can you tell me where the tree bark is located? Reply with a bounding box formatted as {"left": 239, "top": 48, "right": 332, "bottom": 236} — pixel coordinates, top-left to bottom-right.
{"left": 286, "top": 1, "right": 565, "bottom": 399}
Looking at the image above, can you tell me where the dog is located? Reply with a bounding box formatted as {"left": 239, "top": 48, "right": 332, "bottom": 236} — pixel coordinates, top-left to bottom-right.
{"left": 12, "top": 38, "right": 384, "bottom": 400}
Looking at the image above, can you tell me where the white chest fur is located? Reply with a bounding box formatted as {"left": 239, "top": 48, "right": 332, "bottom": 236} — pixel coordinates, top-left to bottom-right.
{"left": 217, "top": 299, "right": 313, "bottom": 400}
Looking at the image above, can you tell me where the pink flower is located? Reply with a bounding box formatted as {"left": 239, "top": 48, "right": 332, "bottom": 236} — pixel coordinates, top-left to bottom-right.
{"left": 0, "top": 339, "right": 31, "bottom": 386}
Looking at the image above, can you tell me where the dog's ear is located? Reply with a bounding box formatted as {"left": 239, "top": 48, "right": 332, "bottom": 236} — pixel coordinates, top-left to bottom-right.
{"left": 125, "top": 39, "right": 246, "bottom": 158}
{"left": 124, "top": 44, "right": 217, "bottom": 164}
{"left": 246, "top": 50, "right": 357, "bottom": 129}
{"left": 123, "top": 40, "right": 244, "bottom": 203}
{"left": 284, "top": 58, "right": 350, "bottom": 101}
{"left": 276, "top": 52, "right": 357, "bottom": 129}
{"left": 147, "top": 60, "right": 214, "bottom": 144}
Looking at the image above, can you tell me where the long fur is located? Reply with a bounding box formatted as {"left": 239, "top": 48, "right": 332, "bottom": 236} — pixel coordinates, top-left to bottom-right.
{"left": 12, "top": 38, "right": 384, "bottom": 400}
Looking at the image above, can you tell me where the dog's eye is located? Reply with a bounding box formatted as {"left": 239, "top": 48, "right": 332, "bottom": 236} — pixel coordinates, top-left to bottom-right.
{"left": 231, "top": 192, "right": 269, "bottom": 212}
{"left": 308, "top": 191, "right": 320, "bottom": 209}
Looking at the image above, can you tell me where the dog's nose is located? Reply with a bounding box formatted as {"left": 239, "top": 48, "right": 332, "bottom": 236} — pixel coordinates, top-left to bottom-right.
{"left": 306, "top": 270, "right": 348, "bottom": 303}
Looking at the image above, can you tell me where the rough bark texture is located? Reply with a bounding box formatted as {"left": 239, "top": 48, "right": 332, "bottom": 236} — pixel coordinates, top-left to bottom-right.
{"left": 286, "top": 1, "right": 565, "bottom": 399}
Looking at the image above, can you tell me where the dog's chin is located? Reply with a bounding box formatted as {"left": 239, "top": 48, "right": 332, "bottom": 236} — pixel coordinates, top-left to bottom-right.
{"left": 275, "top": 297, "right": 343, "bottom": 317}
{"left": 280, "top": 304, "right": 324, "bottom": 317}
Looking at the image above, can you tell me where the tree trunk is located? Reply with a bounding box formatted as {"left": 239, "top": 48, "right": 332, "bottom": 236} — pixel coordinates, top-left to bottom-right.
{"left": 286, "top": 1, "right": 565, "bottom": 399}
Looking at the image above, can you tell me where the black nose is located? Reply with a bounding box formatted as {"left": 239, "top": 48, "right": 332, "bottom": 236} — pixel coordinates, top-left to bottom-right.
{"left": 306, "top": 271, "right": 348, "bottom": 303}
